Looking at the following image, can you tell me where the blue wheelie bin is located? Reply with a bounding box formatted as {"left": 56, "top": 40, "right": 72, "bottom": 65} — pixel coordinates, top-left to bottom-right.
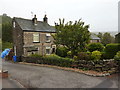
{"left": 13, "top": 56, "right": 17, "bottom": 62}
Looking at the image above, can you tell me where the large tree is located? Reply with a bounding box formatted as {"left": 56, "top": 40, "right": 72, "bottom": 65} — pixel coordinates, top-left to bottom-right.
{"left": 1, "top": 14, "right": 12, "bottom": 43}
{"left": 54, "top": 19, "right": 91, "bottom": 56}
{"left": 101, "top": 32, "right": 115, "bottom": 45}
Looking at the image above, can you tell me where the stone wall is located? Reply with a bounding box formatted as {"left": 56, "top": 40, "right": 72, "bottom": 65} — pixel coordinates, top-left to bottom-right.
{"left": 12, "top": 19, "right": 24, "bottom": 56}
{"left": 22, "top": 56, "right": 119, "bottom": 73}
{"left": 73, "top": 60, "right": 119, "bottom": 73}
{"left": 23, "top": 31, "right": 56, "bottom": 56}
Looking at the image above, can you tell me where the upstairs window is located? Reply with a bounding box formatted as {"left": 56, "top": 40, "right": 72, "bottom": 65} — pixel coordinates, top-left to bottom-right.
{"left": 33, "top": 33, "right": 40, "bottom": 42}
{"left": 46, "top": 33, "right": 51, "bottom": 43}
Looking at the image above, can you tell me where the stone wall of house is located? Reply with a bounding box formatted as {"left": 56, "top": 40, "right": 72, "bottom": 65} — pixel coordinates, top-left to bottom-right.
{"left": 90, "top": 39, "right": 100, "bottom": 43}
{"left": 12, "top": 19, "right": 24, "bottom": 56}
{"left": 23, "top": 31, "right": 56, "bottom": 56}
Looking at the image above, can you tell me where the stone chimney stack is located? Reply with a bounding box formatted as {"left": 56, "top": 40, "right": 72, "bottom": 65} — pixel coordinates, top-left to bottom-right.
{"left": 32, "top": 15, "right": 37, "bottom": 25}
{"left": 43, "top": 14, "right": 48, "bottom": 23}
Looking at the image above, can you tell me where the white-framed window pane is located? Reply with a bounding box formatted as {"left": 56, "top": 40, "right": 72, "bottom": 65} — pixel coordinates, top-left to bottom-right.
{"left": 46, "top": 47, "right": 51, "bottom": 54}
{"left": 33, "top": 34, "right": 40, "bottom": 42}
{"left": 46, "top": 49, "right": 50, "bottom": 54}
{"left": 46, "top": 36, "right": 49, "bottom": 40}
{"left": 46, "top": 33, "right": 51, "bottom": 42}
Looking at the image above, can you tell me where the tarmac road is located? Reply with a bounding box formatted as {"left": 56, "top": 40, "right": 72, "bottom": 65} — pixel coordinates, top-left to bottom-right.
{"left": 2, "top": 61, "right": 119, "bottom": 88}
{"left": 2, "top": 78, "right": 24, "bottom": 88}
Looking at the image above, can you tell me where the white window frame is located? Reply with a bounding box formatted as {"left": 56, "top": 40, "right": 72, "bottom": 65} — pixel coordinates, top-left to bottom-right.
{"left": 33, "top": 33, "right": 40, "bottom": 42}
{"left": 46, "top": 47, "right": 51, "bottom": 55}
{"left": 46, "top": 33, "right": 51, "bottom": 42}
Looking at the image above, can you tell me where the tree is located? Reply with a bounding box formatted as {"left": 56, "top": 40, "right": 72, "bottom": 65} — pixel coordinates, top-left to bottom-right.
{"left": 97, "top": 32, "right": 103, "bottom": 40}
{"left": 101, "top": 32, "right": 115, "bottom": 45}
{"left": 53, "top": 19, "right": 91, "bottom": 56}
{"left": 1, "top": 14, "right": 12, "bottom": 43}
{"left": 87, "top": 43, "right": 104, "bottom": 52}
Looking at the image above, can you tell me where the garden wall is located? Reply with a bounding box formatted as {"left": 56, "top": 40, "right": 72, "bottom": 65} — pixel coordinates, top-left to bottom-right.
{"left": 21, "top": 56, "right": 119, "bottom": 73}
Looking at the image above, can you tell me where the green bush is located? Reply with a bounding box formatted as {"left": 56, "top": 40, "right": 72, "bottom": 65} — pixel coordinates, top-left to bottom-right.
{"left": 73, "top": 55, "right": 78, "bottom": 61}
{"left": 114, "top": 51, "right": 120, "bottom": 60}
{"left": 91, "top": 51, "right": 102, "bottom": 61}
{"left": 77, "top": 52, "right": 91, "bottom": 60}
{"left": 2, "top": 42, "right": 13, "bottom": 51}
{"left": 24, "top": 54, "right": 43, "bottom": 63}
{"left": 87, "top": 43, "right": 104, "bottom": 52}
{"left": 100, "top": 52, "right": 106, "bottom": 60}
{"left": 67, "top": 51, "right": 72, "bottom": 58}
{"left": 29, "top": 54, "right": 43, "bottom": 58}
{"left": 56, "top": 46, "right": 68, "bottom": 57}
{"left": 43, "top": 54, "right": 74, "bottom": 67}
{"left": 104, "top": 43, "right": 120, "bottom": 59}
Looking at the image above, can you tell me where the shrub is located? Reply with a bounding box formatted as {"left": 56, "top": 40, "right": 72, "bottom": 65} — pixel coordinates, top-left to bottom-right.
{"left": 23, "top": 54, "right": 43, "bottom": 63}
{"left": 43, "top": 54, "right": 74, "bottom": 67}
{"left": 2, "top": 42, "right": 13, "bottom": 51}
{"left": 77, "top": 52, "right": 91, "bottom": 60}
{"left": 67, "top": 51, "right": 72, "bottom": 58}
{"left": 114, "top": 51, "right": 120, "bottom": 60}
{"left": 87, "top": 43, "right": 104, "bottom": 52}
{"left": 56, "top": 46, "right": 68, "bottom": 57}
{"left": 73, "top": 55, "right": 78, "bottom": 61}
{"left": 29, "top": 54, "right": 43, "bottom": 58}
{"left": 104, "top": 43, "right": 120, "bottom": 59}
{"left": 100, "top": 52, "right": 106, "bottom": 60}
{"left": 91, "top": 51, "right": 102, "bottom": 61}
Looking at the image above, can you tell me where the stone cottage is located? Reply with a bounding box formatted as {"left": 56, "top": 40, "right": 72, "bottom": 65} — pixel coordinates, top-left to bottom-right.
{"left": 90, "top": 33, "right": 101, "bottom": 43}
{"left": 12, "top": 15, "right": 56, "bottom": 57}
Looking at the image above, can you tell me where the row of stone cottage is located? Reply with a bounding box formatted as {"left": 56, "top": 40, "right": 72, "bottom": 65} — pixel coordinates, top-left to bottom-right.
{"left": 12, "top": 15, "right": 100, "bottom": 57}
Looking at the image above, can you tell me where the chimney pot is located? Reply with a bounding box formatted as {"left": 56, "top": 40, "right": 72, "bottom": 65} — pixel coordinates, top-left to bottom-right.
{"left": 32, "top": 14, "right": 37, "bottom": 25}
{"left": 43, "top": 14, "right": 48, "bottom": 23}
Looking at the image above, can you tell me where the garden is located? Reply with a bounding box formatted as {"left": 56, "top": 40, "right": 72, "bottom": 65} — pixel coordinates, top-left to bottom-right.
{"left": 22, "top": 19, "right": 120, "bottom": 75}
{"left": 22, "top": 43, "right": 120, "bottom": 74}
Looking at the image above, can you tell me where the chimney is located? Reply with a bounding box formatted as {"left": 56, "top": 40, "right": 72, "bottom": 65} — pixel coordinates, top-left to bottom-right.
{"left": 32, "top": 15, "right": 37, "bottom": 25}
{"left": 43, "top": 14, "right": 48, "bottom": 23}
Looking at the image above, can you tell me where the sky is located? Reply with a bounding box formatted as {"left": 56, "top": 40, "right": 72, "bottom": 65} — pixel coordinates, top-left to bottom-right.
{"left": 0, "top": 0, "right": 119, "bottom": 32}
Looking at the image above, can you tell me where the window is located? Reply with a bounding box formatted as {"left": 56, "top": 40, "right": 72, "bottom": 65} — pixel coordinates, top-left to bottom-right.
{"left": 46, "top": 47, "right": 51, "bottom": 55}
{"left": 33, "top": 33, "right": 40, "bottom": 42}
{"left": 46, "top": 33, "right": 51, "bottom": 43}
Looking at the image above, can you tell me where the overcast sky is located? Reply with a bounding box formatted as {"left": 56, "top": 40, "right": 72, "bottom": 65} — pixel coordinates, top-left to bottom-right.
{"left": 0, "top": 0, "right": 119, "bottom": 32}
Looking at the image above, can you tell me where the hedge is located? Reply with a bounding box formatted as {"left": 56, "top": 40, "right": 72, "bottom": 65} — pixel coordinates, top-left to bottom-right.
{"left": 87, "top": 43, "right": 104, "bottom": 52}
{"left": 104, "top": 43, "right": 120, "bottom": 59}
{"left": 56, "top": 46, "right": 68, "bottom": 57}
{"left": 23, "top": 54, "right": 74, "bottom": 67}
{"left": 22, "top": 55, "right": 119, "bottom": 73}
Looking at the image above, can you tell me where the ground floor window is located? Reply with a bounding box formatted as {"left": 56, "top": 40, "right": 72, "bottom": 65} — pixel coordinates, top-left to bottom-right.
{"left": 24, "top": 47, "right": 39, "bottom": 56}
{"left": 46, "top": 49, "right": 50, "bottom": 54}
{"left": 46, "top": 47, "right": 51, "bottom": 55}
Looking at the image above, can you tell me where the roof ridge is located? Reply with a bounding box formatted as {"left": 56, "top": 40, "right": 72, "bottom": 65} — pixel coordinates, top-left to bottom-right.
{"left": 13, "top": 17, "right": 56, "bottom": 32}
{"left": 14, "top": 17, "right": 43, "bottom": 23}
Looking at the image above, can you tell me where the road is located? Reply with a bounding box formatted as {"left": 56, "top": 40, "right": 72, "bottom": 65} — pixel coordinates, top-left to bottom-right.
{"left": 2, "top": 78, "right": 23, "bottom": 88}
{"left": 2, "top": 61, "right": 119, "bottom": 88}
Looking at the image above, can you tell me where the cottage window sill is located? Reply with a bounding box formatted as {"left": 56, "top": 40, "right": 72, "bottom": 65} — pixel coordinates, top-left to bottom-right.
{"left": 33, "top": 41, "right": 40, "bottom": 43}
{"left": 46, "top": 40, "right": 51, "bottom": 43}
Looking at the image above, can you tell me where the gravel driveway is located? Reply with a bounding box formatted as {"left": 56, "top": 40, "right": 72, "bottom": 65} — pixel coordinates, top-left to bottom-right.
{"left": 2, "top": 61, "right": 119, "bottom": 88}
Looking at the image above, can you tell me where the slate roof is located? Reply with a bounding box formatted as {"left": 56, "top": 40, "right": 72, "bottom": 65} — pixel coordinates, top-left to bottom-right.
{"left": 14, "top": 17, "right": 56, "bottom": 32}
{"left": 90, "top": 33, "right": 100, "bottom": 40}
